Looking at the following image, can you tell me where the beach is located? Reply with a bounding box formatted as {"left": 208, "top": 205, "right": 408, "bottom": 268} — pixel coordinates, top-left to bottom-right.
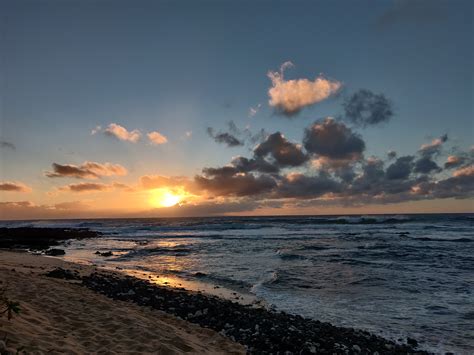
{"left": 0, "top": 251, "right": 245, "bottom": 354}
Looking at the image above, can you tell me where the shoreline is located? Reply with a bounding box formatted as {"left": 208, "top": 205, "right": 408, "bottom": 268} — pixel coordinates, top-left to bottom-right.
{"left": 0, "top": 250, "right": 427, "bottom": 354}
{"left": 0, "top": 250, "right": 245, "bottom": 354}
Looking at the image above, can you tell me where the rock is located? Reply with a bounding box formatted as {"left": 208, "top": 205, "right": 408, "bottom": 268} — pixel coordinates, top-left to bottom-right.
{"left": 45, "top": 248, "right": 65, "bottom": 256}
{"left": 352, "top": 344, "right": 361, "bottom": 352}
{"left": 0, "top": 340, "right": 6, "bottom": 351}
{"left": 407, "top": 337, "right": 418, "bottom": 347}
{"left": 194, "top": 272, "right": 207, "bottom": 277}
{"left": 45, "top": 267, "right": 81, "bottom": 280}
{"left": 95, "top": 251, "right": 113, "bottom": 257}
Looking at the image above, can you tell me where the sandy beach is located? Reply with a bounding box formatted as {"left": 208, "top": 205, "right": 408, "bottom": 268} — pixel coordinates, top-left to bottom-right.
{"left": 0, "top": 250, "right": 245, "bottom": 354}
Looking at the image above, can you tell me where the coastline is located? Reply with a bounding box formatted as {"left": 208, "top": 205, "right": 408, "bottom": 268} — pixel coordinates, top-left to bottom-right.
{"left": 0, "top": 249, "right": 427, "bottom": 354}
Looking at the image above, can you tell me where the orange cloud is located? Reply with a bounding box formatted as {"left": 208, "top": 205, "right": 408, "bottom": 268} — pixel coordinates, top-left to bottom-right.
{"left": 453, "top": 165, "right": 474, "bottom": 177}
{"left": 147, "top": 131, "right": 168, "bottom": 145}
{"left": 268, "top": 62, "right": 341, "bottom": 116}
{"left": 0, "top": 181, "right": 32, "bottom": 192}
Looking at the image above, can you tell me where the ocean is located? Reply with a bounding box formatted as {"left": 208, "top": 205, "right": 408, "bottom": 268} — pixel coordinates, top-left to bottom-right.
{"left": 2, "top": 214, "right": 473, "bottom": 353}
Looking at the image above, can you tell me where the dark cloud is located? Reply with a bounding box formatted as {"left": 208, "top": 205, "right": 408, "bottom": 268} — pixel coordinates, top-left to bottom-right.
{"left": 275, "top": 173, "right": 341, "bottom": 199}
{"left": 303, "top": 118, "right": 365, "bottom": 160}
{"left": 0, "top": 181, "right": 31, "bottom": 192}
{"left": 207, "top": 127, "right": 244, "bottom": 147}
{"left": 0, "top": 141, "right": 15, "bottom": 150}
{"left": 387, "top": 150, "right": 397, "bottom": 160}
{"left": 343, "top": 89, "right": 393, "bottom": 127}
{"left": 59, "top": 182, "right": 111, "bottom": 193}
{"left": 385, "top": 156, "right": 414, "bottom": 180}
{"left": 414, "top": 156, "right": 441, "bottom": 174}
{"left": 254, "top": 132, "right": 308, "bottom": 167}
{"left": 45, "top": 162, "right": 127, "bottom": 179}
{"left": 203, "top": 156, "right": 279, "bottom": 178}
{"left": 195, "top": 173, "right": 277, "bottom": 197}
{"left": 419, "top": 134, "right": 448, "bottom": 157}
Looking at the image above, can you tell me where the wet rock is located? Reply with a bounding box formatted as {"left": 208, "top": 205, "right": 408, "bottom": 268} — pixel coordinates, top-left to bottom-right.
{"left": 0, "top": 227, "right": 101, "bottom": 250}
{"left": 95, "top": 251, "right": 113, "bottom": 257}
{"left": 407, "top": 337, "right": 418, "bottom": 347}
{"left": 45, "top": 248, "right": 65, "bottom": 256}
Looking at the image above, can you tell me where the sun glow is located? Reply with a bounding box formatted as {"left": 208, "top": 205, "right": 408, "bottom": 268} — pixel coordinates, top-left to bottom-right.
{"left": 150, "top": 188, "right": 183, "bottom": 208}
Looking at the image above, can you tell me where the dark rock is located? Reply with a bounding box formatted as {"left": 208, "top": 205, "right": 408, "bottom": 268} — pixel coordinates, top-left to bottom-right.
{"left": 0, "top": 227, "right": 101, "bottom": 250}
{"left": 45, "top": 267, "right": 81, "bottom": 280}
{"left": 407, "top": 337, "right": 418, "bottom": 347}
{"left": 45, "top": 248, "right": 65, "bottom": 256}
{"left": 95, "top": 251, "right": 113, "bottom": 257}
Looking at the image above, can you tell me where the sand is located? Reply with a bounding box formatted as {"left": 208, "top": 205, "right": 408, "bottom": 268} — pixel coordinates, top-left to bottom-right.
{"left": 0, "top": 251, "right": 245, "bottom": 354}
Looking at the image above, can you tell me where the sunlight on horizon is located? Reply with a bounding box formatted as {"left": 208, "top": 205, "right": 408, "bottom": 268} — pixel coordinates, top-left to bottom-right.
{"left": 150, "top": 188, "right": 184, "bottom": 208}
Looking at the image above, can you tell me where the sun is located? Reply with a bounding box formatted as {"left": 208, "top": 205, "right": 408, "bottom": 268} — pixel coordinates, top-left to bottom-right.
{"left": 150, "top": 188, "right": 183, "bottom": 208}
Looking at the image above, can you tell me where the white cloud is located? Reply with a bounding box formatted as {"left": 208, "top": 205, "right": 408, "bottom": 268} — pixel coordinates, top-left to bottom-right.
{"left": 267, "top": 62, "right": 341, "bottom": 116}
{"left": 102, "top": 123, "right": 141, "bottom": 143}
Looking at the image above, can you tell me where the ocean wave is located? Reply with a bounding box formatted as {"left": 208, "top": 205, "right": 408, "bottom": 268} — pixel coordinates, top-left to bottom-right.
{"left": 114, "top": 245, "right": 193, "bottom": 260}
{"left": 413, "top": 237, "right": 473, "bottom": 243}
{"left": 275, "top": 249, "right": 308, "bottom": 261}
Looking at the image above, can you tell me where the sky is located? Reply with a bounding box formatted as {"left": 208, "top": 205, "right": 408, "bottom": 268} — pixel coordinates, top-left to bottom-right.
{"left": 1, "top": 0, "right": 473, "bottom": 219}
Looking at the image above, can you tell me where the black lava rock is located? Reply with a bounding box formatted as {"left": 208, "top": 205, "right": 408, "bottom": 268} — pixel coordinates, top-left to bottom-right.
{"left": 45, "top": 248, "right": 66, "bottom": 256}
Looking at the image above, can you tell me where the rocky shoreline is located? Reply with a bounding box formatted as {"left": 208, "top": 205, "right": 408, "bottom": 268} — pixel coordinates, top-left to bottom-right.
{"left": 0, "top": 227, "right": 100, "bottom": 251}
{"left": 47, "top": 267, "right": 429, "bottom": 354}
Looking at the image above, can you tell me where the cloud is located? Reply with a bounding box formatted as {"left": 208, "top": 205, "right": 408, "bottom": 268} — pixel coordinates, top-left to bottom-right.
{"left": 249, "top": 103, "right": 262, "bottom": 117}
{"left": 0, "top": 141, "right": 15, "bottom": 150}
{"left": 385, "top": 156, "right": 414, "bottom": 180}
{"left": 207, "top": 127, "right": 244, "bottom": 147}
{"left": 0, "top": 200, "right": 94, "bottom": 220}
{"left": 343, "top": 89, "right": 393, "bottom": 127}
{"left": 58, "top": 182, "right": 111, "bottom": 193}
{"left": 45, "top": 161, "right": 127, "bottom": 179}
{"left": 303, "top": 118, "right": 365, "bottom": 160}
{"left": 411, "top": 134, "right": 448, "bottom": 174}
{"left": 453, "top": 165, "right": 474, "bottom": 178}
{"left": 419, "top": 134, "right": 448, "bottom": 156}
{"left": 267, "top": 62, "right": 342, "bottom": 116}
{"left": 444, "top": 155, "right": 465, "bottom": 169}
{"left": 414, "top": 156, "right": 441, "bottom": 174}
{"left": 0, "top": 181, "right": 31, "bottom": 192}
{"left": 254, "top": 132, "right": 308, "bottom": 167}
{"left": 387, "top": 150, "right": 397, "bottom": 160}
{"left": 147, "top": 131, "right": 168, "bottom": 145}
{"left": 94, "top": 123, "right": 141, "bottom": 143}
{"left": 275, "top": 173, "right": 341, "bottom": 199}
{"left": 195, "top": 172, "right": 277, "bottom": 197}
{"left": 140, "top": 175, "right": 193, "bottom": 190}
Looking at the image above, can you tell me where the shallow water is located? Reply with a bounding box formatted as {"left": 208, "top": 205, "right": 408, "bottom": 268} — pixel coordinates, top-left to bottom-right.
{"left": 3, "top": 214, "right": 473, "bottom": 353}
